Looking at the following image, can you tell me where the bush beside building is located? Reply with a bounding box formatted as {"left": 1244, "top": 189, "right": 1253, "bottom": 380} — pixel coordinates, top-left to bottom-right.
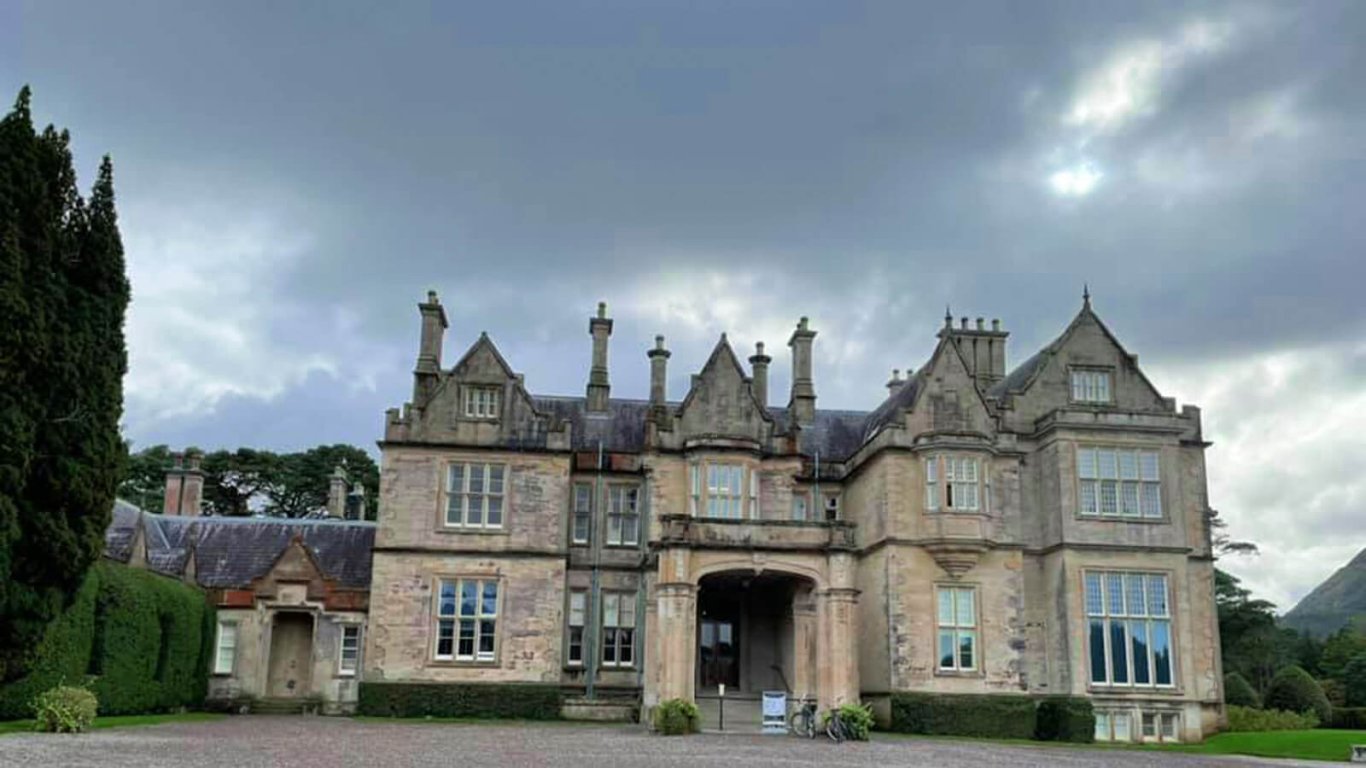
{"left": 889, "top": 693, "right": 1038, "bottom": 740}
{"left": 356, "top": 682, "right": 562, "bottom": 720}
{"left": 0, "top": 561, "right": 213, "bottom": 720}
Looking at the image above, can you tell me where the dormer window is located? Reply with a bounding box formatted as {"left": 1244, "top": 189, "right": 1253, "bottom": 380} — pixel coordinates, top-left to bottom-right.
{"left": 463, "top": 386, "right": 501, "bottom": 419}
{"left": 1071, "top": 369, "right": 1112, "bottom": 404}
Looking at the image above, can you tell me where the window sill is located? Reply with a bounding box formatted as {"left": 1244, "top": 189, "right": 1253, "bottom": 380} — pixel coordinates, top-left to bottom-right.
{"left": 1087, "top": 686, "right": 1182, "bottom": 696}
{"left": 211, "top": 672, "right": 234, "bottom": 678}
{"left": 925, "top": 510, "right": 989, "bottom": 516}
{"left": 1075, "top": 516, "right": 1169, "bottom": 525}
{"left": 429, "top": 658, "right": 500, "bottom": 667}
{"left": 435, "top": 526, "right": 509, "bottom": 536}
{"left": 933, "top": 669, "right": 983, "bottom": 678}
{"left": 604, "top": 543, "right": 641, "bottom": 549}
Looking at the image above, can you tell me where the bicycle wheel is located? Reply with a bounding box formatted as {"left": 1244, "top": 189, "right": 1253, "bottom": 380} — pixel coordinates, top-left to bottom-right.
{"left": 788, "top": 710, "right": 803, "bottom": 736}
{"left": 826, "top": 714, "right": 845, "bottom": 743}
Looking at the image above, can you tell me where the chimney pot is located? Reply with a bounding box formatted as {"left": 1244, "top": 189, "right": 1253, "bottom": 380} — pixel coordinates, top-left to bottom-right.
{"left": 991, "top": 318, "right": 1000, "bottom": 331}
{"left": 960, "top": 317, "right": 969, "bottom": 329}
{"left": 597, "top": 301, "right": 607, "bottom": 319}
{"left": 976, "top": 317, "right": 984, "bottom": 330}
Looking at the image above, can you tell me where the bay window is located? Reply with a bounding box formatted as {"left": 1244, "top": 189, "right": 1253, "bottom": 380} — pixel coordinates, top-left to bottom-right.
{"left": 924, "top": 455, "right": 983, "bottom": 512}
{"left": 690, "top": 462, "right": 752, "bottom": 519}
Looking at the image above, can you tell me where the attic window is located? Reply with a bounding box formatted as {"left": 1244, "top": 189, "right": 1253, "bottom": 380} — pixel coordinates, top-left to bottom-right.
{"left": 463, "top": 386, "right": 501, "bottom": 419}
{"left": 1071, "top": 369, "right": 1112, "bottom": 404}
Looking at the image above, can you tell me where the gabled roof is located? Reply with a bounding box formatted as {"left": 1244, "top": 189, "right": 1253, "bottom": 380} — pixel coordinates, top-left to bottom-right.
{"left": 103, "top": 502, "right": 375, "bottom": 590}
{"left": 676, "top": 334, "right": 773, "bottom": 421}
{"left": 987, "top": 299, "right": 1166, "bottom": 402}
{"left": 449, "top": 331, "right": 518, "bottom": 379}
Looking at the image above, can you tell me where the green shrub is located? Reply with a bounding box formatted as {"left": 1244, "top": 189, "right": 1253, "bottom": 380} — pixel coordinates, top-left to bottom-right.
{"left": 889, "top": 692, "right": 1036, "bottom": 739}
{"left": 31, "top": 685, "right": 99, "bottom": 733}
{"left": 1344, "top": 652, "right": 1366, "bottom": 707}
{"left": 1223, "top": 672, "right": 1261, "bottom": 709}
{"left": 1328, "top": 707, "right": 1366, "bottom": 730}
{"left": 824, "top": 702, "right": 874, "bottom": 741}
{"left": 0, "top": 561, "right": 213, "bottom": 720}
{"left": 1225, "top": 704, "right": 1318, "bottom": 732}
{"left": 1320, "top": 678, "right": 1347, "bottom": 708}
{"left": 652, "top": 698, "right": 699, "bottom": 735}
{"left": 1035, "top": 696, "right": 1095, "bottom": 743}
{"left": 357, "top": 682, "right": 561, "bottom": 720}
{"left": 1264, "top": 665, "right": 1332, "bottom": 723}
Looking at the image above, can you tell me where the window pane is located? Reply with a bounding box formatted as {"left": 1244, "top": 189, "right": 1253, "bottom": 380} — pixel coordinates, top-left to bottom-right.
{"left": 478, "top": 620, "right": 496, "bottom": 657}
{"left": 1095, "top": 712, "right": 1110, "bottom": 741}
{"left": 481, "top": 582, "right": 498, "bottom": 616}
{"left": 1147, "top": 575, "right": 1169, "bottom": 616}
{"left": 1130, "top": 621, "right": 1151, "bottom": 685}
{"left": 437, "top": 619, "right": 454, "bottom": 657}
{"left": 439, "top": 581, "right": 457, "bottom": 617}
{"left": 1152, "top": 620, "right": 1173, "bottom": 685}
{"left": 955, "top": 589, "right": 975, "bottom": 627}
{"left": 1089, "top": 619, "right": 1107, "bottom": 683}
{"left": 939, "top": 631, "right": 955, "bottom": 669}
{"left": 793, "top": 496, "right": 807, "bottom": 520}
{"left": 457, "top": 619, "right": 475, "bottom": 657}
{"left": 460, "top": 581, "right": 477, "bottom": 616}
{"left": 486, "top": 496, "right": 503, "bottom": 526}
{"left": 607, "top": 514, "right": 621, "bottom": 544}
{"left": 1106, "top": 573, "right": 1126, "bottom": 614}
{"left": 448, "top": 464, "right": 464, "bottom": 493}
{"left": 619, "top": 629, "right": 634, "bottom": 664}
{"left": 1084, "top": 573, "right": 1104, "bottom": 615}
{"left": 937, "top": 588, "right": 955, "bottom": 625}
{"left": 1139, "top": 452, "right": 1159, "bottom": 481}
{"left": 621, "top": 595, "right": 636, "bottom": 627}
{"left": 1121, "top": 482, "right": 1140, "bottom": 516}
{"left": 1141, "top": 484, "right": 1162, "bottom": 518}
{"left": 1160, "top": 714, "right": 1177, "bottom": 738}
{"left": 623, "top": 515, "right": 638, "bottom": 545}
{"left": 958, "top": 631, "right": 976, "bottom": 670}
{"left": 467, "top": 495, "right": 484, "bottom": 526}
{"left": 1077, "top": 448, "right": 1097, "bottom": 479}
{"left": 1098, "top": 450, "right": 1118, "bottom": 479}
{"left": 603, "top": 593, "right": 619, "bottom": 627}
{"left": 569, "top": 592, "right": 585, "bottom": 625}
{"left": 1110, "top": 621, "right": 1130, "bottom": 684}
{"left": 1126, "top": 574, "right": 1147, "bottom": 616}
{"left": 1119, "top": 451, "right": 1139, "bottom": 480}
{"left": 568, "top": 627, "right": 583, "bottom": 663}
{"left": 469, "top": 467, "right": 485, "bottom": 493}
{"left": 1113, "top": 712, "right": 1131, "bottom": 741}
{"left": 925, "top": 457, "right": 937, "bottom": 482}
{"left": 1142, "top": 713, "right": 1156, "bottom": 738}
{"left": 446, "top": 494, "right": 462, "bottom": 526}
{"left": 488, "top": 465, "right": 504, "bottom": 494}
{"left": 926, "top": 483, "right": 938, "bottom": 511}
{"left": 1100, "top": 480, "right": 1118, "bottom": 516}
{"left": 1079, "top": 479, "right": 1097, "bottom": 515}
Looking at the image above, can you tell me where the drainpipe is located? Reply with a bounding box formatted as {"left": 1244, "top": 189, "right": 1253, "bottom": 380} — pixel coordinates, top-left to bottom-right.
{"left": 636, "top": 473, "right": 649, "bottom": 693}
{"left": 586, "top": 440, "right": 604, "bottom": 700}
{"left": 813, "top": 451, "right": 821, "bottom": 521}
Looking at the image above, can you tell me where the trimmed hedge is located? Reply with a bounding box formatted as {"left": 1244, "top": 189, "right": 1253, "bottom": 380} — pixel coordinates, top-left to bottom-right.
{"left": 0, "top": 561, "right": 213, "bottom": 720}
{"left": 1328, "top": 707, "right": 1366, "bottom": 730}
{"left": 652, "top": 698, "right": 699, "bottom": 735}
{"left": 890, "top": 692, "right": 1037, "bottom": 740}
{"left": 1223, "top": 672, "right": 1261, "bottom": 709}
{"left": 357, "top": 682, "right": 561, "bottom": 720}
{"left": 1035, "top": 696, "right": 1095, "bottom": 743}
{"left": 1226, "top": 704, "right": 1318, "bottom": 731}
{"left": 1264, "top": 665, "right": 1332, "bottom": 724}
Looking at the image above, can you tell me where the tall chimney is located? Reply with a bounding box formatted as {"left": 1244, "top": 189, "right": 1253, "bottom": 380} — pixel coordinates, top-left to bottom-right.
{"left": 164, "top": 451, "right": 204, "bottom": 516}
{"left": 648, "top": 334, "right": 670, "bottom": 410}
{"left": 413, "top": 290, "right": 448, "bottom": 407}
{"left": 938, "top": 311, "right": 1009, "bottom": 389}
{"left": 327, "top": 466, "right": 349, "bottom": 518}
{"left": 586, "top": 301, "right": 613, "bottom": 412}
{"left": 749, "top": 342, "right": 771, "bottom": 409}
{"left": 163, "top": 453, "right": 185, "bottom": 515}
{"left": 787, "top": 317, "right": 817, "bottom": 426}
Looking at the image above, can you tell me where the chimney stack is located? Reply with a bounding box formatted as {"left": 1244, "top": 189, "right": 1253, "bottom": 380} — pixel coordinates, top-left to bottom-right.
{"left": 327, "top": 466, "right": 349, "bottom": 518}
{"left": 586, "top": 301, "right": 613, "bottom": 412}
{"left": 787, "top": 317, "right": 817, "bottom": 426}
{"left": 938, "top": 311, "right": 1009, "bottom": 390}
{"left": 413, "top": 290, "right": 448, "bottom": 407}
{"left": 648, "top": 334, "right": 671, "bottom": 411}
{"left": 886, "top": 369, "right": 906, "bottom": 397}
{"left": 749, "top": 342, "right": 772, "bottom": 409}
{"left": 346, "top": 483, "right": 366, "bottom": 521}
{"left": 164, "top": 451, "right": 204, "bottom": 516}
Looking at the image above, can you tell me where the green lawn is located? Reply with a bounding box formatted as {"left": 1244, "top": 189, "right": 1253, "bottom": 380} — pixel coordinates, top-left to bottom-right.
{"left": 1147, "top": 729, "right": 1366, "bottom": 763}
{"left": 0, "top": 712, "right": 223, "bottom": 737}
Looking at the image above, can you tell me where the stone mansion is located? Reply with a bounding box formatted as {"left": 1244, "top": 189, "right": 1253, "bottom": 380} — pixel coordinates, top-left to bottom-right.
{"left": 106, "top": 291, "right": 1225, "bottom": 742}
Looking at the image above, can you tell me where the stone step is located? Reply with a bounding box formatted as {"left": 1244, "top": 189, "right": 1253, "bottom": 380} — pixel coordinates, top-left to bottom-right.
{"left": 251, "top": 698, "right": 308, "bottom": 715}
{"left": 696, "top": 697, "right": 769, "bottom": 733}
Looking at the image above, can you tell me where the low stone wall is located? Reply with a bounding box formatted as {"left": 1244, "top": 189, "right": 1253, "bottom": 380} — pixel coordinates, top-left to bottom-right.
{"left": 560, "top": 697, "right": 637, "bottom": 722}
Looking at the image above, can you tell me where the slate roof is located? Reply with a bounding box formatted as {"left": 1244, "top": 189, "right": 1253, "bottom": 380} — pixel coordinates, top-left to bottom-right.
{"left": 987, "top": 347, "right": 1047, "bottom": 398}
{"left": 767, "top": 406, "right": 873, "bottom": 461}
{"left": 859, "top": 378, "right": 922, "bottom": 443}
{"left": 533, "top": 395, "right": 656, "bottom": 453}
{"left": 104, "top": 502, "right": 375, "bottom": 589}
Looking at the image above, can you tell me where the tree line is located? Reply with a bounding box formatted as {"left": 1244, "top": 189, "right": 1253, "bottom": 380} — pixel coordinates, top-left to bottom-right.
{"left": 120, "top": 443, "right": 379, "bottom": 520}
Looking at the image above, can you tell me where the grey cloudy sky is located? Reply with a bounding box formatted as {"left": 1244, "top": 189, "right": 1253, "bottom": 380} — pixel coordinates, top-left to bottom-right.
{"left": 5, "top": 1, "right": 1363, "bottom": 610}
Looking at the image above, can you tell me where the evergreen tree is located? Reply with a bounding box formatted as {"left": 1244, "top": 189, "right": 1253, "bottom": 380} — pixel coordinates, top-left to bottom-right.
{"left": 0, "top": 88, "right": 129, "bottom": 680}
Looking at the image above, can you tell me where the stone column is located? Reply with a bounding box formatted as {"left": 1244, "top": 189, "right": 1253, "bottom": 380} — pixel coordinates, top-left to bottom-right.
{"left": 790, "top": 588, "right": 818, "bottom": 699}
{"left": 818, "top": 552, "right": 860, "bottom": 709}
{"left": 654, "top": 547, "right": 697, "bottom": 704}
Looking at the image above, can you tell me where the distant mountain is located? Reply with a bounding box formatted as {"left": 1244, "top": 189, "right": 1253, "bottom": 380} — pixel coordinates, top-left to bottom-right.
{"left": 1282, "top": 548, "right": 1366, "bottom": 638}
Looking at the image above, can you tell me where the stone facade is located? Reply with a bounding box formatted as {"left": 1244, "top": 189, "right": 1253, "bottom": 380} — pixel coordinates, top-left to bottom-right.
{"left": 363, "top": 292, "right": 1225, "bottom": 741}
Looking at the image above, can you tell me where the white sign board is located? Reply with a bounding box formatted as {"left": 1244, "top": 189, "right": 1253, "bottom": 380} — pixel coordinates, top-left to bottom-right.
{"left": 762, "top": 691, "right": 787, "bottom": 735}
{"left": 1349, "top": 744, "right": 1366, "bottom": 763}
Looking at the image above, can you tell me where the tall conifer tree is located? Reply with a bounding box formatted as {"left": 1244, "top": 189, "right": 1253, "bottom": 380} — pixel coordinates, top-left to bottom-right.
{"left": 0, "top": 87, "right": 129, "bottom": 680}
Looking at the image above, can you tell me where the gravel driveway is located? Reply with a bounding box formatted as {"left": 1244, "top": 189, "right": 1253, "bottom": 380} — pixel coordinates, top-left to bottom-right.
{"left": 0, "top": 716, "right": 1311, "bottom": 767}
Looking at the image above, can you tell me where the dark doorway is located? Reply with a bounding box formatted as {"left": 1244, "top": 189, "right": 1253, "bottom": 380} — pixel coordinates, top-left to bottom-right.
{"left": 699, "top": 617, "right": 738, "bottom": 689}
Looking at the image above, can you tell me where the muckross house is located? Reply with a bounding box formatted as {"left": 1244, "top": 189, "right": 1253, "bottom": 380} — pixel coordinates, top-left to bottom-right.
{"left": 105, "top": 291, "right": 1224, "bottom": 742}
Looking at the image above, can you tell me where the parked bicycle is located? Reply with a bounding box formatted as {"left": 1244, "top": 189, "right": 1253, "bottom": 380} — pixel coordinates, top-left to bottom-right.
{"left": 825, "top": 707, "right": 853, "bottom": 743}
{"left": 787, "top": 696, "right": 818, "bottom": 738}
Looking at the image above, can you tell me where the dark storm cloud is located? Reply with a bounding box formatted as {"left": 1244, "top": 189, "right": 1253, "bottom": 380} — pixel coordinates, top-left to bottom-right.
{"left": 8, "top": 0, "right": 1365, "bottom": 604}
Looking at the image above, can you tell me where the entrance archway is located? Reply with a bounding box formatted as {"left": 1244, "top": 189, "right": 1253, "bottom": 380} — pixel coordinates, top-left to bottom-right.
{"left": 696, "top": 571, "right": 817, "bottom": 698}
